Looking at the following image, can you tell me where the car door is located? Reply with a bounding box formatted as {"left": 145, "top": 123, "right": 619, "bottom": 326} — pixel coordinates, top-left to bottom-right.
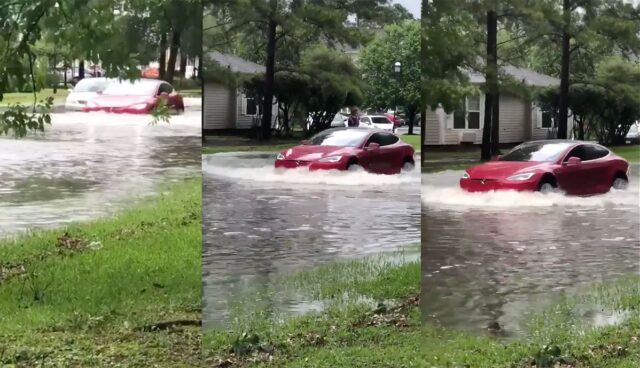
{"left": 584, "top": 144, "right": 612, "bottom": 193}
{"left": 555, "top": 145, "right": 589, "bottom": 195}
{"left": 377, "top": 133, "right": 402, "bottom": 173}
{"left": 359, "top": 133, "right": 386, "bottom": 173}
{"left": 158, "top": 83, "right": 176, "bottom": 108}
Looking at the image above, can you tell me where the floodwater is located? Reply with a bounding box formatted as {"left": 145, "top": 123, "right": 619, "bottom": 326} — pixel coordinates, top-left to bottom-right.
{"left": 0, "top": 111, "right": 200, "bottom": 235}
{"left": 202, "top": 152, "right": 421, "bottom": 328}
{"left": 421, "top": 165, "right": 640, "bottom": 337}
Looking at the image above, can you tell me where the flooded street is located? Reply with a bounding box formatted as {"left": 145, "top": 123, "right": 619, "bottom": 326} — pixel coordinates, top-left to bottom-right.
{"left": 421, "top": 165, "right": 640, "bottom": 337}
{"left": 0, "top": 112, "right": 200, "bottom": 235}
{"left": 202, "top": 152, "right": 421, "bottom": 328}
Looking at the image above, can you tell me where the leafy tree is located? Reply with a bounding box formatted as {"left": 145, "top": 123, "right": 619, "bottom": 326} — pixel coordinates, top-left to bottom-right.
{"left": 360, "top": 20, "right": 421, "bottom": 135}
{"left": 207, "top": 0, "right": 391, "bottom": 140}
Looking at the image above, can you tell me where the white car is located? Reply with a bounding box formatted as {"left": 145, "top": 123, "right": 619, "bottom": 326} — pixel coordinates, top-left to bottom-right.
{"left": 360, "top": 115, "right": 395, "bottom": 132}
{"left": 64, "top": 77, "right": 110, "bottom": 111}
{"left": 307, "top": 112, "right": 348, "bottom": 130}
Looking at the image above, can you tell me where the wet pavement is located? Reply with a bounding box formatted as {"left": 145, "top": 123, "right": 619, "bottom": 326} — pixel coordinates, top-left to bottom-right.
{"left": 421, "top": 165, "right": 640, "bottom": 337}
{"left": 202, "top": 152, "right": 421, "bottom": 328}
{"left": 0, "top": 111, "right": 200, "bottom": 235}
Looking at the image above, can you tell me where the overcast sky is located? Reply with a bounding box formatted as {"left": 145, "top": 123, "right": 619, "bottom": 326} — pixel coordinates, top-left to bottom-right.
{"left": 394, "top": 0, "right": 420, "bottom": 19}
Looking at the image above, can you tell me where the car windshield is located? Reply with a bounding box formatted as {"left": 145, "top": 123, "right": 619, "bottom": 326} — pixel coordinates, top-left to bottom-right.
{"left": 500, "top": 142, "right": 574, "bottom": 162}
{"left": 307, "top": 129, "right": 369, "bottom": 147}
{"left": 628, "top": 125, "right": 638, "bottom": 134}
{"left": 73, "top": 78, "right": 109, "bottom": 93}
{"left": 102, "top": 80, "right": 159, "bottom": 96}
{"left": 371, "top": 117, "right": 391, "bottom": 125}
{"left": 332, "top": 114, "right": 345, "bottom": 123}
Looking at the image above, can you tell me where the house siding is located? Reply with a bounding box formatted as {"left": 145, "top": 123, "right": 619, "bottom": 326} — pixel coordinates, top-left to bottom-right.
{"left": 203, "top": 82, "right": 235, "bottom": 130}
{"left": 235, "top": 92, "right": 256, "bottom": 129}
{"left": 427, "top": 93, "right": 530, "bottom": 145}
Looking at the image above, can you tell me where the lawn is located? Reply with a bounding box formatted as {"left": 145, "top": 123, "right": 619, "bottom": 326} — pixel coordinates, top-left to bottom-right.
{"left": 0, "top": 89, "right": 69, "bottom": 107}
{"left": 203, "top": 133, "right": 422, "bottom": 155}
{"left": 0, "top": 178, "right": 202, "bottom": 367}
{"left": 611, "top": 145, "right": 640, "bottom": 162}
{"left": 203, "top": 248, "right": 640, "bottom": 367}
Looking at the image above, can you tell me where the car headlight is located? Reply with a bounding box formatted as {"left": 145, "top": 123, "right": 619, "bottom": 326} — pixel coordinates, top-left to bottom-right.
{"left": 461, "top": 172, "right": 470, "bottom": 179}
{"left": 276, "top": 153, "right": 285, "bottom": 160}
{"left": 319, "top": 155, "right": 342, "bottom": 163}
{"left": 506, "top": 172, "right": 536, "bottom": 181}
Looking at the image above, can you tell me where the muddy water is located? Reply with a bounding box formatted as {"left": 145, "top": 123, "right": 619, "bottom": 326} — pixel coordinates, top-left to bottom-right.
{"left": 202, "top": 152, "right": 421, "bottom": 328}
{"left": 0, "top": 112, "right": 200, "bottom": 235}
{"left": 421, "top": 165, "right": 640, "bottom": 337}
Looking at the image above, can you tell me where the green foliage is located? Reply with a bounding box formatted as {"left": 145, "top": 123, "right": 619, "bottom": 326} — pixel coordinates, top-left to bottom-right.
{"left": 536, "top": 58, "right": 640, "bottom": 144}
{"left": 360, "top": 20, "right": 421, "bottom": 124}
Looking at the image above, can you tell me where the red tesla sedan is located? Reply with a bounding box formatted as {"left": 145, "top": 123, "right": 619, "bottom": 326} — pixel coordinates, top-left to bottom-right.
{"left": 275, "top": 128, "right": 415, "bottom": 174}
{"left": 83, "top": 79, "right": 184, "bottom": 114}
{"left": 460, "top": 140, "right": 630, "bottom": 195}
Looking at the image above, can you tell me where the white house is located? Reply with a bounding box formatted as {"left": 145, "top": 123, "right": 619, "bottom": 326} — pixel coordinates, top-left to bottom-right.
{"left": 424, "top": 65, "right": 573, "bottom": 146}
{"left": 203, "top": 51, "right": 276, "bottom": 132}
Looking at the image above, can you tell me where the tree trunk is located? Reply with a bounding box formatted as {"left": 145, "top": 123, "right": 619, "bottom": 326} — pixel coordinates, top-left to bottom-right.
{"left": 481, "top": 10, "right": 498, "bottom": 161}
{"left": 179, "top": 53, "right": 187, "bottom": 78}
{"left": 165, "top": 30, "right": 181, "bottom": 84}
{"left": 261, "top": 12, "right": 277, "bottom": 141}
{"left": 491, "top": 92, "right": 500, "bottom": 155}
{"left": 159, "top": 33, "right": 167, "bottom": 80}
{"left": 78, "top": 60, "right": 85, "bottom": 79}
{"left": 488, "top": 10, "right": 500, "bottom": 156}
{"left": 420, "top": 106, "right": 426, "bottom": 166}
{"left": 481, "top": 91, "right": 493, "bottom": 161}
{"left": 407, "top": 104, "right": 416, "bottom": 135}
{"left": 557, "top": 0, "right": 571, "bottom": 139}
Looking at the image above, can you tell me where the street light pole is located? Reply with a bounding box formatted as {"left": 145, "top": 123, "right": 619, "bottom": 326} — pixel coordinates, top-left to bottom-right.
{"left": 394, "top": 61, "right": 401, "bottom": 133}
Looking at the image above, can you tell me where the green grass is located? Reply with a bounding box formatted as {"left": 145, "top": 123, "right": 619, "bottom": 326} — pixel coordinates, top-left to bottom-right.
{"left": 611, "top": 145, "right": 640, "bottom": 162}
{"left": 179, "top": 89, "right": 202, "bottom": 97}
{"left": 204, "top": 251, "right": 640, "bottom": 367}
{"left": 203, "top": 134, "right": 421, "bottom": 155}
{"left": 0, "top": 89, "right": 69, "bottom": 106}
{"left": 0, "top": 178, "right": 202, "bottom": 367}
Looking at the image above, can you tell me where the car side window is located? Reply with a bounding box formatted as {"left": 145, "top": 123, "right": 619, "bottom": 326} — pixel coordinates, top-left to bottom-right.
{"left": 584, "top": 144, "right": 610, "bottom": 160}
{"left": 564, "top": 145, "right": 587, "bottom": 161}
{"left": 366, "top": 133, "right": 384, "bottom": 146}
{"left": 159, "top": 83, "right": 173, "bottom": 95}
{"left": 378, "top": 133, "right": 399, "bottom": 146}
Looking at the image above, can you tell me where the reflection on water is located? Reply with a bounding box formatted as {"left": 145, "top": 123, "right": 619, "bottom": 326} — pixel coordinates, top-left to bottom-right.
{"left": 202, "top": 153, "right": 421, "bottom": 328}
{"left": 422, "top": 167, "right": 640, "bottom": 337}
{"left": 0, "top": 112, "right": 200, "bottom": 235}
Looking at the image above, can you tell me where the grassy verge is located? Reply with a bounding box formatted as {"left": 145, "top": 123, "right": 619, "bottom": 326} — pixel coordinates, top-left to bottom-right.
{"left": 203, "top": 134, "right": 421, "bottom": 155}
{"left": 0, "top": 89, "right": 69, "bottom": 106}
{"left": 0, "top": 178, "right": 202, "bottom": 367}
{"left": 611, "top": 145, "right": 640, "bottom": 163}
{"left": 179, "top": 89, "right": 203, "bottom": 97}
{"left": 204, "top": 251, "right": 640, "bottom": 367}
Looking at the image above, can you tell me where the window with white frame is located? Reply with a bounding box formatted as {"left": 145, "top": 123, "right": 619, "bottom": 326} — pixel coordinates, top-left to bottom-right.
{"left": 453, "top": 95, "right": 481, "bottom": 129}
{"left": 243, "top": 96, "right": 258, "bottom": 116}
{"left": 541, "top": 110, "right": 553, "bottom": 128}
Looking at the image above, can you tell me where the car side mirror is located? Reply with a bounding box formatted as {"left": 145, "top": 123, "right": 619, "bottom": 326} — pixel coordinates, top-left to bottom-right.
{"left": 366, "top": 142, "right": 380, "bottom": 150}
{"left": 564, "top": 156, "right": 581, "bottom": 166}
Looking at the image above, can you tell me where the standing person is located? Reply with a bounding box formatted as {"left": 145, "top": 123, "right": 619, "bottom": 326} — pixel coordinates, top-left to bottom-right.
{"left": 347, "top": 107, "right": 360, "bottom": 127}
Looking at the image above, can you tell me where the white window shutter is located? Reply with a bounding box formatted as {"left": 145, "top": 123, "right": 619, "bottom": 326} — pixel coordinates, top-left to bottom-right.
{"left": 446, "top": 113, "right": 454, "bottom": 129}
{"left": 479, "top": 94, "right": 486, "bottom": 129}
{"left": 241, "top": 95, "right": 247, "bottom": 115}
{"left": 536, "top": 107, "right": 542, "bottom": 129}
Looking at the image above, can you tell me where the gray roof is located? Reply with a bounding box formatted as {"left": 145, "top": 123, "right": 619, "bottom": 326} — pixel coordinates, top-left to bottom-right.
{"left": 207, "top": 51, "right": 265, "bottom": 74}
{"left": 467, "top": 64, "right": 559, "bottom": 87}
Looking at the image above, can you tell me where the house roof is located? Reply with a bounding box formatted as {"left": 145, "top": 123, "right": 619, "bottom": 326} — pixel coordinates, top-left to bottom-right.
{"left": 207, "top": 51, "right": 265, "bottom": 74}
{"left": 467, "top": 64, "right": 559, "bottom": 87}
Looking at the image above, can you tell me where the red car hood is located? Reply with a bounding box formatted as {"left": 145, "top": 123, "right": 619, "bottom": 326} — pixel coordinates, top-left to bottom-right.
{"left": 466, "top": 161, "right": 549, "bottom": 180}
{"left": 279, "top": 145, "right": 358, "bottom": 161}
{"left": 89, "top": 95, "right": 154, "bottom": 108}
